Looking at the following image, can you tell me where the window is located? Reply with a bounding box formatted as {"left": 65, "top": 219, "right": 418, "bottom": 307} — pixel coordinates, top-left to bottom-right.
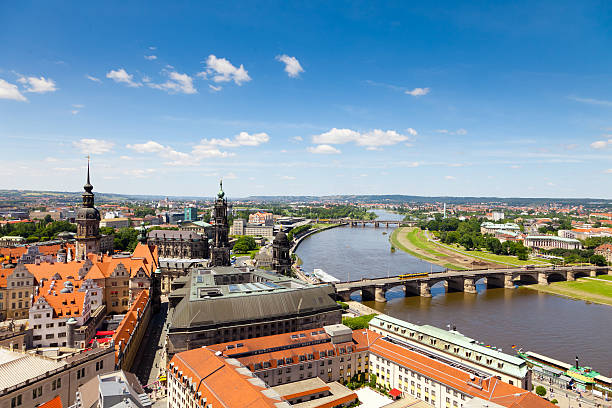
{"left": 11, "top": 395, "right": 22, "bottom": 407}
{"left": 32, "top": 386, "right": 42, "bottom": 399}
{"left": 77, "top": 367, "right": 85, "bottom": 379}
{"left": 45, "top": 333, "right": 54, "bottom": 339}
{"left": 96, "top": 360, "right": 104, "bottom": 371}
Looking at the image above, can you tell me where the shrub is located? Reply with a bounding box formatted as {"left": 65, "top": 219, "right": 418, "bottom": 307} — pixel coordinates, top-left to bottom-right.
{"left": 336, "top": 301, "right": 349, "bottom": 310}
{"left": 550, "top": 399, "right": 558, "bottom": 405}
{"left": 342, "top": 314, "right": 377, "bottom": 330}
{"left": 535, "top": 385, "right": 546, "bottom": 397}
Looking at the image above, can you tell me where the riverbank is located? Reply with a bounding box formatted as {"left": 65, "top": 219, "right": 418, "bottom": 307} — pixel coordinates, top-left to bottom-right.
{"left": 290, "top": 223, "right": 344, "bottom": 253}
{"left": 390, "top": 227, "right": 490, "bottom": 270}
{"left": 525, "top": 276, "right": 612, "bottom": 307}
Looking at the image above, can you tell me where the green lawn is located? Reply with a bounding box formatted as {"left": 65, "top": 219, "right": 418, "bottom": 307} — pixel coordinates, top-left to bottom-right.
{"left": 593, "top": 275, "right": 612, "bottom": 281}
{"left": 529, "top": 277, "right": 612, "bottom": 306}
{"left": 405, "top": 228, "right": 448, "bottom": 257}
{"left": 389, "top": 229, "right": 436, "bottom": 262}
{"left": 435, "top": 242, "right": 550, "bottom": 267}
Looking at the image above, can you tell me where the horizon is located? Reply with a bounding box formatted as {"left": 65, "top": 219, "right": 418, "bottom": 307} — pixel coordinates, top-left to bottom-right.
{"left": 2, "top": 1, "right": 612, "bottom": 198}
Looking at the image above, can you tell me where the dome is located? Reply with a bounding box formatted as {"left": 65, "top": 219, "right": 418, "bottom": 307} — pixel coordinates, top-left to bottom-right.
{"left": 77, "top": 206, "right": 100, "bottom": 220}
{"left": 273, "top": 230, "right": 289, "bottom": 245}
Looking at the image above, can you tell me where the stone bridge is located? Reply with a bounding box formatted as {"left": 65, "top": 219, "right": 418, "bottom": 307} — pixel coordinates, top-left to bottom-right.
{"left": 334, "top": 265, "right": 611, "bottom": 302}
{"left": 317, "top": 219, "right": 417, "bottom": 228}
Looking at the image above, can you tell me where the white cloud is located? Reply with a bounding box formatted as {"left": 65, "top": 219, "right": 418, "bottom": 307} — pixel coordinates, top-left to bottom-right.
{"left": 307, "top": 144, "right": 341, "bottom": 154}
{"left": 406, "top": 128, "right": 418, "bottom": 136}
{"left": 86, "top": 75, "right": 101, "bottom": 83}
{"left": 148, "top": 71, "right": 196, "bottom": 94}
{"left": 224, "top": 172, "right": 237, "bottom": 179}
{"left": 0, "top": 79, "right": 27, "bottom": 101}
{"left": 569, "top": 96, "right": 612, "bottom": 107}
{"left": 312, "top": 128, "right": 413, "bottom": 148}
{"left": 436, "top": 128, "right": 467, "bottom": 135}
{"left": 124, "top": 168, "right": 156, "bottom": 178}
{"left": 292, "top": 136, "right": 303, "bottom": 142}
{"left": 120, "top": 155, "right": 132, "bottom": 160}
{"left": 398, "top": 161, "right": 420, "bottom": 167}
{"left": 275, "top": 54, "right": 304, "bottom": 78}
{"left": 406, "top": 87, "right": 430, "bottom": 96}
{"left": 71, "top": 110, "right": 79, "bottom": 115}
{"left": 510, "top": 165, "right": 521, "bottom": 169}
{"left": 106, "top": 68, "right": 142, "bottom": 87}
{"left": 209, "top": 84, "right": 222, "bottom": 92}
{"left": 563, "top": 143, "right": 578, "bottom": 150}
{"left": 201, "top": 55, "right": 251, "bottom": 85}
{"left": 445, "top": 175, "right": 456, "bottom": 180}
{"left": 144, "top": 55, "right": 157, "bottom": 60}
{"left": 604, "top": 169, "right": 612, "bottom": 174}
{"left": 591, "top": 139, "right": 612, "bottom": 149}
{"left": 18, "top": 76, "right": 57, "bottom": 93}
{"left": 73, "top": 138, "right": 114, "bottom": 154}
{"left": 44, "top": 157, "right": 58, "bottom": 163}
{"left": 281, "top": 175, "right": 296, "bottom": 180}
{"left": 72, "top": 104, "right": 84, "bottom": 108}
{"left": 200, "top": 132, "right": 270, "bottom": 148}
{"left": 149, "top": 46, "right": 157, "bottom": 50}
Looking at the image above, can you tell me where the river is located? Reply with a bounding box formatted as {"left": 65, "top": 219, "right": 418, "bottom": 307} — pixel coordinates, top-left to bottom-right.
{"left": 296, "top": 210, "right": 612, "bottom": 375}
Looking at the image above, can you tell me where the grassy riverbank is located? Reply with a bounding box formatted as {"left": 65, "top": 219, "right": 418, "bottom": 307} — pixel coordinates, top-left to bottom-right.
{"left": 527, "top": 276, "right": 612, "bottom": 306}
{"left": 389, "top": 228, "right": 467, "bottom": 270}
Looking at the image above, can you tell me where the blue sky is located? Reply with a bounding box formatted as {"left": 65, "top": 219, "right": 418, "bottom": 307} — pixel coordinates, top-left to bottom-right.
{"left": 1, "top": 1, "right": 612, "bottom": 198}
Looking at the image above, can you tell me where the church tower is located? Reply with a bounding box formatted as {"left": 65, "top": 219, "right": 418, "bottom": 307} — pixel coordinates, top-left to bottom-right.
{"left": 210, "top": 180, "right": 231, "bottom": 266}
{"left": 272, "top": 230, "right": 292, "bottom": 276}
{"left": 75, "top": 159, "right": 101, "bottom": 260}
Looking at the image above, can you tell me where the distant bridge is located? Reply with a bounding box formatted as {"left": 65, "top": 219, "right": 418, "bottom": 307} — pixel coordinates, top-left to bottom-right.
{"left": 317, "top": 219, "right": 417, "bottom": 228}
{"left": 333, "top": 265, "right": 611, "bottom": 302}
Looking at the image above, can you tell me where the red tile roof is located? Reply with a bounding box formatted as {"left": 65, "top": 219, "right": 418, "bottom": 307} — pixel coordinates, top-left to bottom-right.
{"left": 168, "top": 347, "right": 282, "bottom": 408}
{"left": 112, "top": 290, "right": 149, "bottom": 363}
{"left": 38, "top": 395, "right": 62, "bottom": 408}
{"left": 369, "top": 337, "right": 553, "bottom": 408}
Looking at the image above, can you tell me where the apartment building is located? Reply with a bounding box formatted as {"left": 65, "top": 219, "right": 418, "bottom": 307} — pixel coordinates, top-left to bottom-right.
{"left": 369, "top": 315, "right": 530, "bottom": 389}
{"left": 369, "top": 335, "right": 552, "bottom": 408}
{"left": 206, "top": 324, "right": 376, "bottom": 386}
{"left": 0, "top": 346, "right": 115, "bottom": 408}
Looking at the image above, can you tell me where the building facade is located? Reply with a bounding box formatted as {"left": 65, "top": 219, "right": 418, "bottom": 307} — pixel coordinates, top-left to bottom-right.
{"left": 524, "top": 235, "right": 582, "bottom": 250}
{"left": 595, "top": 243, "right": 612, "bottom": 263}
{"left": 272, "top": 230, "right": 291, "bottom": 275}
{"left": 147, "top": 230, "right": 208, "bottom": 259}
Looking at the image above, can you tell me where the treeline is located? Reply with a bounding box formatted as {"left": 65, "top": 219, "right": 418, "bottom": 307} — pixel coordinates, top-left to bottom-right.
{"left": 422, "top": 217, "right": 529, "bottom": 260}
{"left": 0, "top": 217, "right": 76, "bottom": 242}
{"left": 287, "top": 224, "right": 312, "bottom": 241}
{"left": 541, "top": 248, "right": 606, "bottom": 266}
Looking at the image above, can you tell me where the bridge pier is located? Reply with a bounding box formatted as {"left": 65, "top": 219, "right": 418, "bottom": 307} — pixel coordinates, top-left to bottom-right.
{"left": 463, "top": 276, "right": 477, "bottom": 294}
{"left": 374, "top": 222, "right": 380, "bottom": 228}
{"left": 538, "top": 272, "right": 548, "bottom": 285}
{"left": 374, "top": 286, "right": 387, "bottom": 303}
{"left": 419, "top": 282, "right": 431, "bottom": 298}
{"left": 505, "top": 274, "right": 515, "bottom": 289}
{"left": 590, "top": 269, "right": 597, "bottom": 277}
{"left": 566, "top": 271, "right": 575, "bottom": 281}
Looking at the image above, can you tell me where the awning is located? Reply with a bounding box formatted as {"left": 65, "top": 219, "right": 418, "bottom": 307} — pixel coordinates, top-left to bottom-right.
{"left": 389, "top": 388, "right": 402, "bottom": 398}
{"left": 96, "top": 330, "right": 114, "bottom": 336}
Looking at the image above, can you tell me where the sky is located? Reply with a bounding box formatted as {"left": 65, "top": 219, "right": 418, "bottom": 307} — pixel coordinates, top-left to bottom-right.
{"left": 1, "top": 1, "right": 612, "bottom": 198}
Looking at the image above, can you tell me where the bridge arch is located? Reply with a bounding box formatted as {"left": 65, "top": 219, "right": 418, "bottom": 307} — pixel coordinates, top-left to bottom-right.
{"left": 574, "top": 271, "right": 589, "bottom": 279}
{"left": 514, "top": 273, "right": 538, "bottom": 285}
{"left": 547, "top": 272, "right": 566, "bottom": 283}
{"left": 429, "top": 280, "right": 447, "bottom": 296}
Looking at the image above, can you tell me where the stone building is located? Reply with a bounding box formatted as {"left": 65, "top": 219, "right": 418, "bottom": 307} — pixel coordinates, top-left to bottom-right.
{"left": 210, "top": 181, "right": 231, "bottom": 266}
{"left": 595, "top": 243, "right": 612, "bottom": 263}
{"left": 272, "top": 230, "right": 292, "bottom": 275}
{"left": 75, "top": 161, "right": 101, "bottom": 261}
{"left": 166, "top": 266, "right": 342, "bottom": 358}
{"left": 0, "top": 346, "right": 114, "bottom": 408}
{"left": 147, "top": 230, "right": 208, "bottom": 259}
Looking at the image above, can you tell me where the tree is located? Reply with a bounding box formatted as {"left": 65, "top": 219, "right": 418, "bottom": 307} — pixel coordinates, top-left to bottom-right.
{"left": 233, "top": 235, "right": 257, "bottom": 253}
{"left": 535, "top": 386, "right": 546, "bottom": 397}
{"left": 114, "top": 227, "right": 139, "bottom": 252}
{"left": 590, "top": 254, "right": 607, "bottom": 266}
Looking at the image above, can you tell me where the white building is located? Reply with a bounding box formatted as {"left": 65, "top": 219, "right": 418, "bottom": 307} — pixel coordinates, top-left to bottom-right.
{"left": 524, "top": 235, "right": 582, "bottom": 250}
{"left": 29, "top": 281, "right": 91, "bottom": 348}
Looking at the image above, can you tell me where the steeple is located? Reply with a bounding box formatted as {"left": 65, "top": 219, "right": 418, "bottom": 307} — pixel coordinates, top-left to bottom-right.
{"left": 82, "top": 156, "right": 94, "bottom": 208}
{"left": 217, "top": 179, "right": 225, "bottom": 199}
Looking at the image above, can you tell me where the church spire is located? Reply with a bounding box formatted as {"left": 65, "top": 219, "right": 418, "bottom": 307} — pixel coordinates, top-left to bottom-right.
{"left": 217, "top": 178, "right": 225, "bottom": 199}
{"left": 84, "top": 156, "right": 93, "bottom": 193}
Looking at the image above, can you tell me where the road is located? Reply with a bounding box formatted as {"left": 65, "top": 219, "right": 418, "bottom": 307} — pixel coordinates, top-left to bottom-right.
{"left": 132, "top": 299, "right": 169, "bottom": 390}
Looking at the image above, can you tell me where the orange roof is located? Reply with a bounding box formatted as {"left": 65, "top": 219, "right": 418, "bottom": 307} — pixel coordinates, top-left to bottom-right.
{"left": 168, "top": 347, "right": 282, "bottom": 408}
{"left": 369, "top": 337, "right": 553, "bottom": 408}
{"left": 38, "top": 395, "right": 62, "bottom": 408}
{"left": 33, "top": 285, "right": 86, "bottom": 318}
{"left": 207, "top": 328, "right": 380, "bottom": 372}
{"left": 112, "top": 290, "right": 149, "bottom": 362}
{"left": 595, "top": 244, "right": 612, "bottom": 252}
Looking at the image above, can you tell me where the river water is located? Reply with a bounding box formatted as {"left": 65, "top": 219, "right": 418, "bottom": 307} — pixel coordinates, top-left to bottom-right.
{"left": 296, "top": 210, "right": 612, "bottom": 375}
